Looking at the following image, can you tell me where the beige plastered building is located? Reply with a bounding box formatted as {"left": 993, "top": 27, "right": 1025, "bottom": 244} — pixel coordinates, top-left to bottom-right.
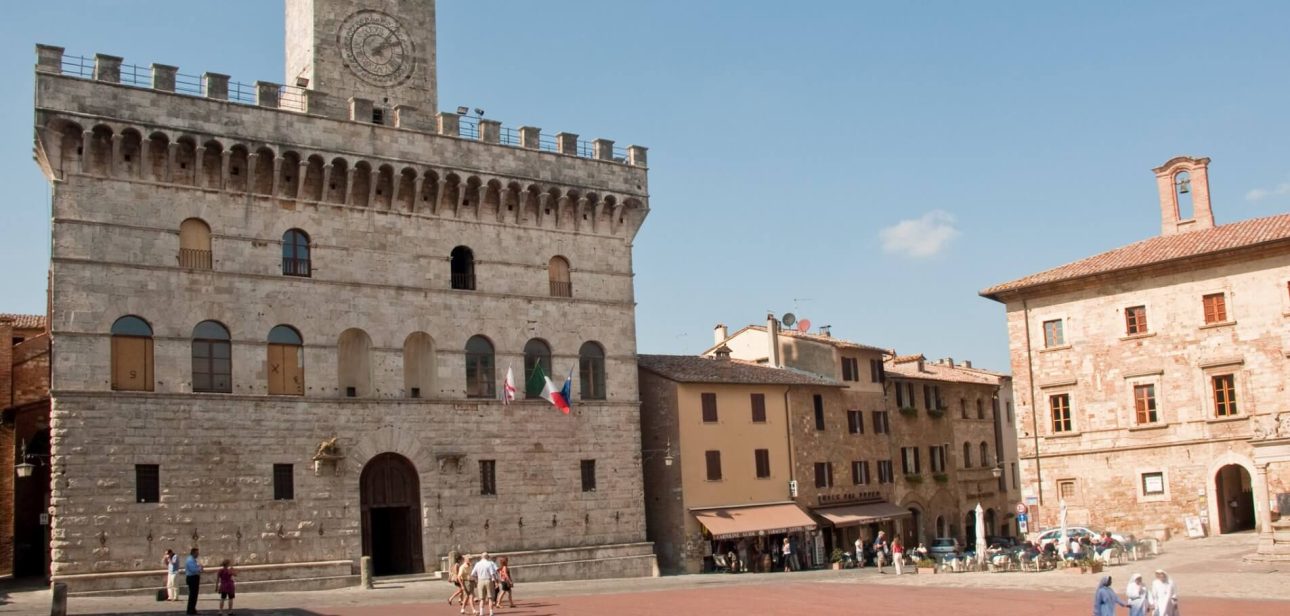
{"left": 982, "top": 156, "right": 1290, "bottom": 558}
{"left": 31, "top": 0, "right": 656, "bottom": 592}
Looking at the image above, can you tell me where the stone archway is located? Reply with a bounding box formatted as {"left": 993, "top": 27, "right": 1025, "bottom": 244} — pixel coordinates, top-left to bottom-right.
{"left": 360, "top": 453, "right": 425, "bottom": 575}
{"left": 1214, "top": 464, "right": 1256, "bottom": 534}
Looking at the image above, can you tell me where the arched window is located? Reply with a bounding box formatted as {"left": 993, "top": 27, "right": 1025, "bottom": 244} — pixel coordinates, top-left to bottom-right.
{"left": 267, "top": 325, "right": 304, "bottom": 395}
{"left": 179, "top": 218, "right": 213, "bottom": 270}
{"left": 110, "top": 315, "right": 153, "bottom": 391}
{"left": 963, "top": 442, "right": 973, "bottom": 469}
{"left": 337, "top": 328, "right": 373, "bottom": 397}
{"left": 282, "top": 229, "right": 311, "bottom": 277}
{"left": 191, "top": 320, "right": 231, "bottom": 393}
{"left": 979, "top": 442, "right": 990, "bottom": 468}
{"left": 523, "top": 338, "right": 552, "bottom": 398}
{"left": 450, "top": 246, "right": 475, "bottom": 290}
{"left": 549, "top": 256, "right": 572, "bottom": 297}
{"left": 403, "top": 332, "right": 436, "bottom": 398}
{"left": 579, "top": 341, "right": 606, "bottom": 400}
{"left": 464, "top": 335, "right": 495, "bottom": 398}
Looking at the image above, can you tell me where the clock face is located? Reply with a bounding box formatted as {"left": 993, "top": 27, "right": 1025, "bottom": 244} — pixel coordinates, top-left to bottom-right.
{"left": 338, "top": 10, "right": 415, "bottom": 87}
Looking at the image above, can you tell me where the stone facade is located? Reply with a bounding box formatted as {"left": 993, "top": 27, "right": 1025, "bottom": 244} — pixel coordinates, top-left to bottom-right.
{"left": 1, "top": 315, "right": 52, "bottom": 579}
{"left": 982, "top": 156, "right": 1290, "bottom": 546}
{"left": 31, "top": 0, "right": 655, "bottom": 593}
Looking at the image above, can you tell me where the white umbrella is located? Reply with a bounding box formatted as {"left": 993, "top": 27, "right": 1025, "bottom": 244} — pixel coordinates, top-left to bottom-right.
{"left": 974, "top": 503, "right": 986, "bottom": 565}
{"left": 1058, "top": 499, "right": 1068, "bottom": 556}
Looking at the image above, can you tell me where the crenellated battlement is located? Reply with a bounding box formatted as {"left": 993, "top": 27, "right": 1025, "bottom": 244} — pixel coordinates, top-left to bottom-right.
{"left": 35, "top": 45, "right": 648, "bottom": 168}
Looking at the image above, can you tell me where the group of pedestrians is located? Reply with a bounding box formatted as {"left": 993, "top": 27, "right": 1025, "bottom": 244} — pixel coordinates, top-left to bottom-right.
{"left": 449, "top": 551, "right": 515, "bottom": 615}
{"left": 161, "top": 547, "right": 237, "bottom": 615}
{"left": 1092, "top": 570, "right": 1180, "bottom": 616}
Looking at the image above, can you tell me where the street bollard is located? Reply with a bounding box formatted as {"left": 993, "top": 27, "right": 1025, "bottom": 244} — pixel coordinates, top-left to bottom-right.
{"left": 50, "top": 582, "right": 68, "bottom": 616}
{"left": 360, "top": 555, "right": 373, "bottom": 589}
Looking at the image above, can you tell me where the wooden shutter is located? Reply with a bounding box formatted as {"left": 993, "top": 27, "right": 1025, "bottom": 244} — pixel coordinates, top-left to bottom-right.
{"left": 268, "top": 343, "right": 303, "bottom": 395}
{"left": 112, "top": 336, "right": 153, "bottom": 391}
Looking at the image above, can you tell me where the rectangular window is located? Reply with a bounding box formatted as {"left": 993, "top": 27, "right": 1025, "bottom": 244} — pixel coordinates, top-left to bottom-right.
{"left": 923, "top": 385, "right": 932, "bottom": 409}
{"left": 1212, "top": 374, "right": 1238, "bottom": 416}
{"left": 135, "top": 464, "right": 159, "bottom": 504}
{"left": 1058, "top": 479, "right": 1076, "bottom": 500}
{"left": 1203, "top": 293, "right": 1227, "bottom": 324}
{"left": 273, "top": 464, "right": 294, "bottom": 501}
{"left": 750, "top": 393, "right": 767, "bottom": 423}
{"left": 934, "top": 386, "right": 942, "bottom": 410}
{"left": 1133, "top": 384, "right": 1158, "bottom": 424}
{"left": 755, "top": 449, "right": 771, "bottom": 479}
{"left": 900, "top": 447, "right": 922, "bottom": 475}
{"left": 869, "top": 359, "right": 882, "bottom": 383}
{"left": 872, "top": 410, "right": 890, "bottom": 434}
{"left": 814, "top": 462, "right": 834, "bottom": 488}
{"left": 960, "top": 398, "right": 968, "bottom": 419}
{"left": 705, "top": 450, "right": 722, "bottom": 481}
{"left": 851, "top": 460, "right": 870, "bottom": 485}
{"left": 1125, "top": 305, "right": 1148, "bottom": 335}
{"left": 580, "top": 459, "right": 597, "bottom": 492}
{"left": 929, "top": 445, "right": 946, "bottom": 473}
{"left": 479, "top": 460, "right": 497, "bottom": 496}
{"left": 877, "top": 460, "right": 894, "bottom": 484}
{"left": 895, "top": 381, "right": 905, "bottom": 408}
{"left": 847, "top": 410, "right": 864, "bottom": 434}
{"left": 841, "top": 357, "right": 858, "bottom": 382}
{"left": 813, "top": 394, "right": 826, "bottom": 430}
{"left": 1141, "top": 472, "right": 1165, "bottom": 496}
{"left": 701, "top": 392, "right": 718, "bottom": 423}
{"left": 1043, "top": 319, "right": 1065, "bottom": 347}
{"left": 976, "top": 398, "right": 984, "bottom": 419}
{"left": 1050, "top": 394, "right": 1072, "bottom": 433}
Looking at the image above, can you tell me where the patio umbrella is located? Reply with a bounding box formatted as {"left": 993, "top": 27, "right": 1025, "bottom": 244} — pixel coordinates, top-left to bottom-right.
{"left": 974, "top": 503, "right": 986, "bottom": 565}
{"left": 1058, "top": 499, "right": 1068, "bottom": 555}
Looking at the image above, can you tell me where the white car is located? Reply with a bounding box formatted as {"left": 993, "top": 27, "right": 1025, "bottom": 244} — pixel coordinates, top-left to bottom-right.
{"left": 1035, "top": 527, "right": 1128, "bottom": 549}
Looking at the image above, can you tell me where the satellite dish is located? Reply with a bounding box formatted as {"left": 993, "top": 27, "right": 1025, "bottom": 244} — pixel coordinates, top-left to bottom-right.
{"left": 781, "top": 313, "right": 797, "bottom": 328}
{"left": 797, "top": 319, "right": 811, "bottom": 333}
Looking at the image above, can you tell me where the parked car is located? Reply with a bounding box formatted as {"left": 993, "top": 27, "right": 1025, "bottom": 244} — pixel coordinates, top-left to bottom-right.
{"left": 985, "top": 535, "right": 1019, "bottom": 549}
{"left": 928, "top": 537, "right": 962, "bottom": 559}
{"left": 1035, "top": 527, "right": 1127, "bottom": 549}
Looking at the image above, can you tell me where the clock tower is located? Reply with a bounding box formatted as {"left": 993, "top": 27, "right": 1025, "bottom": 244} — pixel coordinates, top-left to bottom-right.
{"left": 286, "top": 0, "right": 437, "bottom": 113}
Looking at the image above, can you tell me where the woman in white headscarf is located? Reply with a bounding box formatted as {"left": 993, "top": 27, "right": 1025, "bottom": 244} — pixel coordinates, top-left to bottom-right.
{"left": 1126, "top": 573, "right": 1150, "bottom": 616}
{"left": 1151, "top": 569, "right": 1179, "bottom": 616}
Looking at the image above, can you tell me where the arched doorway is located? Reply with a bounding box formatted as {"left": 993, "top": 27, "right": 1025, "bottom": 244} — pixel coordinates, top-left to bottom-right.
{"left": 935, "top": 515, "right": 946, "bottom": 538}
{"left": 985, "top": 508, "right": 996, "bottom": 536}
{"left": 14, "top": 428, "right": 51, "bottom": 578}
{"left": 360, "top": 453, "right": 425, "bottom": 575}
{"left": 906, "top": 507, "right": 922, "bottom": 546}
{"left": 1214, "top": 464, "right": 1255, "bottom": 534}
{"left": 964, "top": 511, "right": 977, "bottom": 543}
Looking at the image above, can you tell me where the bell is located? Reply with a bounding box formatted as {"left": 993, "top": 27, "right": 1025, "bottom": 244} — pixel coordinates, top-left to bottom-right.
{"left": 1178, "top": 178, "right": 1191, "bottom": 194}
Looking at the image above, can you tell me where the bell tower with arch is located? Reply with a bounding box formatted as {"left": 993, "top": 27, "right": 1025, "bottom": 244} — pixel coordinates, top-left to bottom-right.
{"left": 1152, "top": 155, "right": 1215, "bottom": 236}
{"left": 285, "top": 0, "right": 438, "bottom": 112}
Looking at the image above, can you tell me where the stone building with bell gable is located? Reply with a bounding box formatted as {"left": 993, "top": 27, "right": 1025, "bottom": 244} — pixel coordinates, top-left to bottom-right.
{"left": 982, "top": 156, "right": 1290, "bottom": 554}
{"left": 32, "top": 0, "right": 655, "bottom": 592}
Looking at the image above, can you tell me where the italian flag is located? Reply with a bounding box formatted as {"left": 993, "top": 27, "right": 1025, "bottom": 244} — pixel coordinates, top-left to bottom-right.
{"left": 527, "top": 364, "right": 572, "bottom": 414}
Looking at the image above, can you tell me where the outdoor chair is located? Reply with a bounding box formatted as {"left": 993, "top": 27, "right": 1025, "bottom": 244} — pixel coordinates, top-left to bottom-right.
{"left": 712, "top": 553, "right": 731, "bottom": 573}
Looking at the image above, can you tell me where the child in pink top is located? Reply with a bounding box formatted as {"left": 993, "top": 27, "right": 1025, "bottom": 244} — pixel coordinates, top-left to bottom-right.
{"left": 217, "top": 559, "right": 236, "bottom": 616}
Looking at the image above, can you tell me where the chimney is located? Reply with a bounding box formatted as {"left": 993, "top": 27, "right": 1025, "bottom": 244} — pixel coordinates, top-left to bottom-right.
{"left": 917, "top": 357, "right": 925, "bottom": 372}
{"left": 964, "top": 360, "right": 973, "bottom": 369}
{"left": 713, "top": 345, "right": 732, "bottom": 361}
{"left": 946, "top": 357, "right": 955, "bottom": 368}
{"left": 713, "top": 323, "right": 728, "bottom": 346}
{"left": 819, "top": 325, "right": 832, "bottom": 337}
{"left": 1153, "top": 156, "right": 1214, "bottom": 236}
{"left": 766, "top": 313, "right": 782, "bottom": 368}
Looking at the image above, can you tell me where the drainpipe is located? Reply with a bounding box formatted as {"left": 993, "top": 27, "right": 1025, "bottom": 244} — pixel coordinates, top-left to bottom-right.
{"left": 1022, "top": 299, "right": 1044, "bottom": 519}
{"left": 783, "top": 387, "right": 796, "bottom": 500}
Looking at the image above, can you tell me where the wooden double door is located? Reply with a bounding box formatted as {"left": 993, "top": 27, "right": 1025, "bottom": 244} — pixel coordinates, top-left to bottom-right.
{"left": 360, "top": 453, "right": 425, "bottom": 575}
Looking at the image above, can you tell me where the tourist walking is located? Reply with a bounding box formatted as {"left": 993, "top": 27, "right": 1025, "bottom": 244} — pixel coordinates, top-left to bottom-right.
{"left": 216, "top": 560, "right": 236, "bottom": 616}
{"left": 457, "top": 554, "right": 477, "bottom": 615}
{"left": 471, "top": 551, "right": 500, "bottom": 616}
{"left": 892, "top": 537, "right": 904, "bottom": 575}
{"left": 874, "top": 531, "right": 889, "bottom": 573}
{"left": 1151, "top": 570, "right": 1180, "bottom": 616}
{"left": 163, "top": 549, "right": 181, "bottom": 601}
{"left": 184, "top": 547, "right": 203, "bottom": 615}
{"left": 448, "top": 554, "right": 468, "bottom": 607}
{"left": 1093, "top": 575, "right": 1129, "bottom": 616}
{"left": 497, "top": 556, "right": 515, "bottom": 608}
{"left": 854, "top": 537, "right": 864, "bottom": 568}
{"left": 1126, "top": 573, "right": 1151, "bottom": 616}
{"left": 781, "top": 537, "right": 793, "bottom": 572}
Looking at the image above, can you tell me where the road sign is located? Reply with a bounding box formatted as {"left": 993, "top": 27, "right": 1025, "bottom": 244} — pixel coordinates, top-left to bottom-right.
{"left": 1019, "top": 519, "right": 1029, "bottom": 534}
{"left": 1017, "top": 513, "right": 1028, "bottom": 523}
{"left": 1016, "top": 502, "right": 1029, "bottom": 515}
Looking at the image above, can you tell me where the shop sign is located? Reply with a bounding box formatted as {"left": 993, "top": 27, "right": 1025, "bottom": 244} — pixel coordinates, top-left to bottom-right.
{"left": 817, "top": 491, "right": 881, "bottom": 506}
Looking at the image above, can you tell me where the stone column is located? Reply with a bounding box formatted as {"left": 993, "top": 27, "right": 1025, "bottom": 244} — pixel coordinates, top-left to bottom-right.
{"left": 556, "top": 132, "right": 579, "bottom": 156}
{"left": 368, "top": 169, "right": 379, "bottom": 209}
{"left": 80, "top": 130, "right": 93, "bottom": 174}
{"left": 151, "top": 63, "right": 178, "bottom": 92}
{"left": 204, "top": 73, "right": 230, "bottom": 100}
{"left": 166, "top": 142, "right": 179, "bottom": 183}
{"left": 391, "top": 174, "right": 404, "bottom": 209}
{"left": 93, "top": 54, "right": 122, "bottom": 83}
{"left": 35, "top": 44, "right": 64, "bottom": 74}
{"left": 1255, "top": 462, "right": 1274, "bottom": 548}
{"left": 345, "top": 168, "right": 358, "bottom": 206}
{"left": 110, "top": 134, "right": 124, "bottom": 178}
{"left": 593, "top": 138, "right": 615, "bottom": 161}
{"left": 256, "top": 81, "right": 281, "bottom": 108}
{"left": 220, "top": 150, "right": 231, "bottom": 190}
{"left": 321, "top": 164, "right": 333, "bottom": 203}
{"left": 246, "top": 152, "right": 259, "bottom": 194}
{"left": 437, "top": 112, "right": 460, "bottom": 137}
{"left": 519, "top": 126, "right": 541, "bottom": 150}
{"left": 296, "top": 161, "right": 310, "bottom": 201}
{"left": 271, "top": 155, "right": 283, "bottom": 197}
{"left": 479, "top": 119, "right": 501, "bottom": 144}
{"left": 627, "top": 145, "right": 649, "bottom": 167}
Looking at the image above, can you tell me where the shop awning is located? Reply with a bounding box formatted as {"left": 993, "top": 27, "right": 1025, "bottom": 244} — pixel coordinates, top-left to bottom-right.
{"left": 814, "top": 502, "right": 911, "bottom": 528}
{"left": 692, "top": 503, "right": 818, "bottom": 540}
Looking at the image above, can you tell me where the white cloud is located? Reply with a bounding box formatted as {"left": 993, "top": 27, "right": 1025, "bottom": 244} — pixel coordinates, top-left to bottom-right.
{"left": 880, "top": 210, "right": 960, "bottom": 258}
{"left": 1246, "top": 182, "right": 1290, "bottom": 202}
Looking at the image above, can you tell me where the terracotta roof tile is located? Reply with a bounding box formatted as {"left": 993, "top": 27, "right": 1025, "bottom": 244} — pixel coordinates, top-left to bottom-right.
{"left": 0, "top": 313, "right": 46, "bottom": 330}
{"left": 883, "top": 357, "right": 1005, "bottom": 386}
{"left": 980, "top": 213, "right": 1290, "bottom": 298}
{"left": 749, "top": 326, "right": 889, "bottom": 354}
{"left": 639, "top": 354, "right": 843, "bottom": 387}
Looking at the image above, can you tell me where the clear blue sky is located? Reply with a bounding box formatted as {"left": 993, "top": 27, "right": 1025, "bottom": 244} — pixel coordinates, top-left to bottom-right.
{"left": 3, "top": 1, "right": 1290, "bottom": 372}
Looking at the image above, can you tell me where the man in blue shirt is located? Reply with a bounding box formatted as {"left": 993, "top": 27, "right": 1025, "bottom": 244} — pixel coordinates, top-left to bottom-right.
{"left": 184, "top": 547, "right": 203, "bottom": 615}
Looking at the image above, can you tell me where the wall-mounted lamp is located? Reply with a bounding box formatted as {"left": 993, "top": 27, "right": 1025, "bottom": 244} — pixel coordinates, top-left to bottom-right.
{"left": 642, "top": 439, "right": 674, "bottom": 467}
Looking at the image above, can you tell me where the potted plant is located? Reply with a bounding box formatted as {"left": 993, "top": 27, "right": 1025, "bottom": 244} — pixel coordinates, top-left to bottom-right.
{"left": 898, "top": 406, "right": 918, "bottom": 417}
{"left": 915, "top": 557, "right": 936, "bottom": 574}
{"left": 830, "top": 547, "right": 845, "bottom": 570}
{"left": 933, "top": 472, "right": 949, "bottom": 484}
{"left": 928, "top": 406, "right": 946, "bottom": 418}
{"left": 904, "top": 474, "right": 923, "bottom": 485}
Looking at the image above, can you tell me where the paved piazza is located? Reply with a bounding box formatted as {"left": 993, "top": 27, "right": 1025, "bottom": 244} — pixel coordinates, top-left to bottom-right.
{"left": 2, "top": 534, "right": 1286, "bottom": 615}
